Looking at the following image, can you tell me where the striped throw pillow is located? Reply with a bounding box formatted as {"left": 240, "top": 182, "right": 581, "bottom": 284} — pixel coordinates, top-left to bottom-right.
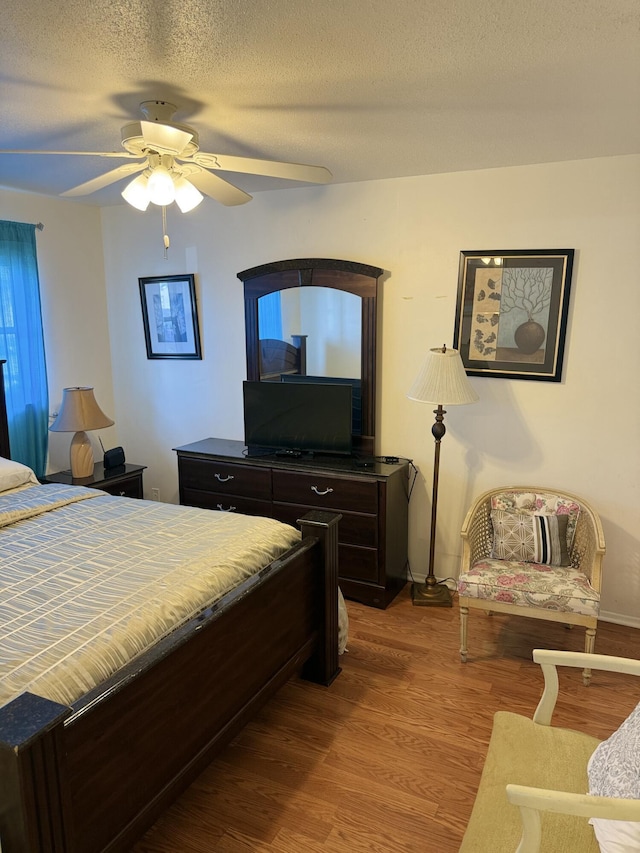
{"left": 490, "top": 510, "right": 571, "bottom": 566}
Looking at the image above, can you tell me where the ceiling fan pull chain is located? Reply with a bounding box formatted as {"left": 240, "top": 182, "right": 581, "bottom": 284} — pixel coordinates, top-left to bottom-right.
{"left": 162, "top": 205, "right": 170, "bottom": 258}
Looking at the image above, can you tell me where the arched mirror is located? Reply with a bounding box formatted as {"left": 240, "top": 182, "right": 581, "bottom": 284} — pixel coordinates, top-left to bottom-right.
{"left": 238, "top": 258, "right": 383, "bottom": 455}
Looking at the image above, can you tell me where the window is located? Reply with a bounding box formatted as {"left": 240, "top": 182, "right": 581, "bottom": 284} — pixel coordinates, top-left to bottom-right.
{"left": 0, "top": 221, "right": 48, "bottom": 477}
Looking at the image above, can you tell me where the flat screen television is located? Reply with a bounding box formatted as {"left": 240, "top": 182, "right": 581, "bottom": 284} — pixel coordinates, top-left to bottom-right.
{"left": 281, "top": 374, "right": 362, "bottom": 435}
{"left": 243, "top": 380, "right": 353, "bottom": 456}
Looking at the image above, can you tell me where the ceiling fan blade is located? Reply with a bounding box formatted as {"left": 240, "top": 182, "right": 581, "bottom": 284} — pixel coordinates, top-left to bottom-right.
{"left": 190, "top": 152, "right": 332, "bottom": 184}
{"left": 180, "top": 164, "right": 252, "bottom": 206}
{"left": 60, "top": 162, "right": 147, "bottom": 197}
{"left": 140, "top": 121, "right": 193, "bottom": 156}
{"left": 0, "top": 150, "right": 141, "bottom": 158}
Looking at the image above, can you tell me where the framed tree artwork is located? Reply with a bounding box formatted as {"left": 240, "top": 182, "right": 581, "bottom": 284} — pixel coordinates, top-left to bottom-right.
{"left": 453, "top": 249, "right": 574, "bottom": 381}
{"left": 139, "top": 274, "right": 202, "bottom": 360}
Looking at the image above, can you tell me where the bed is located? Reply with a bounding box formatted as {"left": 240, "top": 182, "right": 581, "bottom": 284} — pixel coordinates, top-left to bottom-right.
{"left": 259, "top": 334, "right": 307, "bottom": 380}
{"left": 0, "top": 403, "right": 341, "bottom": 850}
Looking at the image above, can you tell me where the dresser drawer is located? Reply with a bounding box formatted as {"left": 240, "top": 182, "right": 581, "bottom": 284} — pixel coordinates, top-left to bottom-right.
{"left": 100, "top": 476, "right": 143, "bottom": 499}
{"left": 181, "top": 487, "right": 272, "bottom": 517}
{"left": 272, "top": 469, "right": 378, "bottom": 514}
{"left": 338, "top": 544, "right": 379, "bottom": 582}
{"left": 273, "top": 502, "right": 378, "bottom": 548}
{"left": 179, "top": 458, "right": 271, "bottom": 500}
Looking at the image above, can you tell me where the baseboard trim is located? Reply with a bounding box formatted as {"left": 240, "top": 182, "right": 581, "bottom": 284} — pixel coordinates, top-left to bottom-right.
{"left": 598, "top": 610, "right": 640, "bottom": 630}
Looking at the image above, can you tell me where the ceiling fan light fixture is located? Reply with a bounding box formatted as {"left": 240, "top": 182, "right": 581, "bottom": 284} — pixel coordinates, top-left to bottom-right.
{"left": 10, "top": 99, "right": 332, "bottom": 225}
{"left": 148, "top": 163, "right": 176, "bottom": 206}
{"left": 121, "top": 174, "right": 151, "bottom": 211}
{"left": 174, "top": 177, "right": 204, "bottom": 212}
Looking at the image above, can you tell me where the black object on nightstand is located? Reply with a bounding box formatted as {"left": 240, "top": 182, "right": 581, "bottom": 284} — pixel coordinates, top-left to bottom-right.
{"left": 44, "top": 462, "right": 146, "bottom": 498}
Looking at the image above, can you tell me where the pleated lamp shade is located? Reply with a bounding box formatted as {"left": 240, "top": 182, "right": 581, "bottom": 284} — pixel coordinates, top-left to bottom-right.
{"left": 408, "top": 347, "right": 479, "bottom": 406}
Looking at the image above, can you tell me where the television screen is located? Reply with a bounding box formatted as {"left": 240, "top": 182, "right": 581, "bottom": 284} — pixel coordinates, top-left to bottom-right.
{"left": 243, "top": 380, "right": 353, "bottom": 456}
{"left": 281, "top": 374, "right": 362, "bottom": 435}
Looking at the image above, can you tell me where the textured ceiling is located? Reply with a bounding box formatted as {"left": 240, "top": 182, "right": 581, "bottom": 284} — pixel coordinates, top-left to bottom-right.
{"left": 1, "top": 0, "right": 639, "bottom": 205}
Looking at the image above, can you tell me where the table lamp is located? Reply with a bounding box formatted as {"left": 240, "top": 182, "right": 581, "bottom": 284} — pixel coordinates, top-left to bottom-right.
{"left": 49, "top": 387, "right": 114, "bottom": 478}
{"left": 407, "top": 346, "right": 479, "bottom": 606}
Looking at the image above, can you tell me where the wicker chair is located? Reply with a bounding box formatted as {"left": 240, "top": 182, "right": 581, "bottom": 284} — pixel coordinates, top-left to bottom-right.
{"left": 458, "top": 487, "right": 605, "bottom": 685}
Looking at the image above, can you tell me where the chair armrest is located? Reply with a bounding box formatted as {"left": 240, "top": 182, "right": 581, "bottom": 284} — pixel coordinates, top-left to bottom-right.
{"left": 570, "top": 499, "right": 606, "bottom": 587}
{"left": 532, "top": 649, "right": 640, "bottom": 725}
{"left": 507, "top": 784, "right": 640, "bottom": 853}
{"left": 460, "top": 493, "right": 493, "bottom": 567}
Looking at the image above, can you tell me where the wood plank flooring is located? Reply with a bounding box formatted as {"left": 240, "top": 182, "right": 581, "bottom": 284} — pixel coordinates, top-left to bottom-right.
{"left": 133, "top": 587, "right": 640, "bottom": 852}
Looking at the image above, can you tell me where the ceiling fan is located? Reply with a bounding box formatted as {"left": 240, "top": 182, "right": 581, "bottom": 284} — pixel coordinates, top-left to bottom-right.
{"left": 1, "top": 100, "right": 333, "bottom": 210}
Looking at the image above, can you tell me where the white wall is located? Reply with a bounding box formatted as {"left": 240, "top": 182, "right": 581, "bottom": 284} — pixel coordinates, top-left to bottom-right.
{"left": 100, "top": 154, "right": 640, "bottom": 625}
{"left": 0, "top": 189, "right": 117, "bottom": 471}
{"left": 2, "top": 154, "right": 639, "bottom": 625}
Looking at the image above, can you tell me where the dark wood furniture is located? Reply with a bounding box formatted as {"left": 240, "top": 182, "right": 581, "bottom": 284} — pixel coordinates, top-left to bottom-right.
{"left": 259, "top": 334, "right": 307, "bottom": 380}
{"left": 0, "top": 368, "right": 340, "bottom": 853}
{"left": 43, "top": 461, "right": 146, "bottom": 498}
{"left": 236, "top": 258, "right": 411, "bottom": 607}
{"left": 176, "top": 437, "right": 409, "bottom": 609}
{"left": 238, "top": 258, "right": 383, "bottom": 456}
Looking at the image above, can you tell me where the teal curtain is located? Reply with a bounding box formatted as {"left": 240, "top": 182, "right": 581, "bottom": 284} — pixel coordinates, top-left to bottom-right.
{"left": 0, "top": 221, "right": 48, "bottom": 477}
{"left": 258, "top": 291, "right": 283, "bottom": 340}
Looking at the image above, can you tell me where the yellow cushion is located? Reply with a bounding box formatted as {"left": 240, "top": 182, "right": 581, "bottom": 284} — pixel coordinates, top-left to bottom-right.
{"left": 460, "top": 711, "right": 601, "bottom": 853}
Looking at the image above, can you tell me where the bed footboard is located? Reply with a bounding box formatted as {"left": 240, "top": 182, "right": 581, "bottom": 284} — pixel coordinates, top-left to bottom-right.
{"left": 0, "top": 511, "right": 340, "bottom": 853}
{"left": 0, "top": 693, "right": 71, "bottom": 852}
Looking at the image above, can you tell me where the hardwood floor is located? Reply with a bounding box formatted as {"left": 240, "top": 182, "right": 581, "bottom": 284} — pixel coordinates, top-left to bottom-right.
{"left": 133, "top": 587, "right": 640, "bottom": 852}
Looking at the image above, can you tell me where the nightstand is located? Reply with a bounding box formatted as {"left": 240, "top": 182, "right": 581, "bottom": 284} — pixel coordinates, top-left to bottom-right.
{"left": 44, "top": 462, "right": 147, "bottom": 498}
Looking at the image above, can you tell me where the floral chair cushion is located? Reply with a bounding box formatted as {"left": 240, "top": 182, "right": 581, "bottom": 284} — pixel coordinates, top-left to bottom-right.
{"left": 458, "top": 559, "right": 599, "bottom": 618}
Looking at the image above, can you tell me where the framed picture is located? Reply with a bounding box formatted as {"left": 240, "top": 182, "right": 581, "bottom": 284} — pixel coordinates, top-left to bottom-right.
{"left": 453, "top": 249, "right": 574, "bottom": 382}
{"left": 139, "top": 274, "right": 202, "bottom": 360}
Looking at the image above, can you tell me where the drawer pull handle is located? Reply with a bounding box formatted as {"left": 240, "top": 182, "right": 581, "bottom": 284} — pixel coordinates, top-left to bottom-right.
{"left": 214, "top": 473, "right": 234, "bottom": 482}
{"left": 216, "top": 503, "right": 236, "bottom": 512}
{"left": 311, "top": 486, "right": 334, "bottom": 496}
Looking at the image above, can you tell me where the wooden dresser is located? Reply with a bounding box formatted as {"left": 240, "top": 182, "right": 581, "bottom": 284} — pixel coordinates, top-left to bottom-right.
{"left": 175, "top": 437, "right": 409, "bottom": 608}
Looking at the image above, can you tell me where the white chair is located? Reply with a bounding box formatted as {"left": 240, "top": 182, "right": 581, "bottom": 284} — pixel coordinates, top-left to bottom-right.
{"left": 459, "top": 649, "right": 640, "bottom": 853}
{"left": 458, "top": 486, "right": 605, "bottom": 684}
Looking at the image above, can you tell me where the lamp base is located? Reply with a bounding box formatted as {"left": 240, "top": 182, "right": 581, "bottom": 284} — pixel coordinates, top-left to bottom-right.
{"left": 70, "top": 431, "right": 95, "bottom": 479}
{"left": 411, "top": 577, "right": 453, "bottom": 607}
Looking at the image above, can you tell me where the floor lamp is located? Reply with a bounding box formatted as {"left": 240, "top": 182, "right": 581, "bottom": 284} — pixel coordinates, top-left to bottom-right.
{"left": 407, "top": 346, "right": 478, "bottom": 606}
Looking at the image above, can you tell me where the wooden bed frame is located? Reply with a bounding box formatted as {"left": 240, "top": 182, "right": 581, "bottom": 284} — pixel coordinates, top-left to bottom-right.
{"left": 259, "top": 334, "right": 307, "bottom": 380}
{"left": 0, "top": 366, "right": 340, "bottom": 853}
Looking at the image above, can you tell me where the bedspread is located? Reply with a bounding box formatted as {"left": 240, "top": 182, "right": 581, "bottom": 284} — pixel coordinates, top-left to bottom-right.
{"left": 0, "top": 484, "right": 301, "bottom": 709}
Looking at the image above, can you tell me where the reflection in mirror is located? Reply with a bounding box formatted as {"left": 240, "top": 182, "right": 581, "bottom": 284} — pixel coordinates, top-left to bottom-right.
{"left": 258, "top": 287, "right": 361, "bottom": 379}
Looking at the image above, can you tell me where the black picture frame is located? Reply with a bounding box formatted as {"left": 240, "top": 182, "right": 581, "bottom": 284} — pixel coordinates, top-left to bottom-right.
{"left": 139, "top": 274, "right": 202, "bottom": 360}
{"left": 453, "top": 249, "right": 574, "bottom": 381}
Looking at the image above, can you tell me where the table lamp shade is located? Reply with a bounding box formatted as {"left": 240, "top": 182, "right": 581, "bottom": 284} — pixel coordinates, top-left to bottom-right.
{"left": 49, "top": 387, "right": 114, "bottom": 478}
{"left": 50, "top": 387, "right": 114, "bottom": 432}
{"left": 408, "top": 347, "right": 479, "bottom": 406}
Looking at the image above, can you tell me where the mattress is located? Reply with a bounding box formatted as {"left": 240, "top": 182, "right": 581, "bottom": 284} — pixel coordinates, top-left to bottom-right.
{"left": 0, "top": 483, "right": 301, "bottom": 709}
